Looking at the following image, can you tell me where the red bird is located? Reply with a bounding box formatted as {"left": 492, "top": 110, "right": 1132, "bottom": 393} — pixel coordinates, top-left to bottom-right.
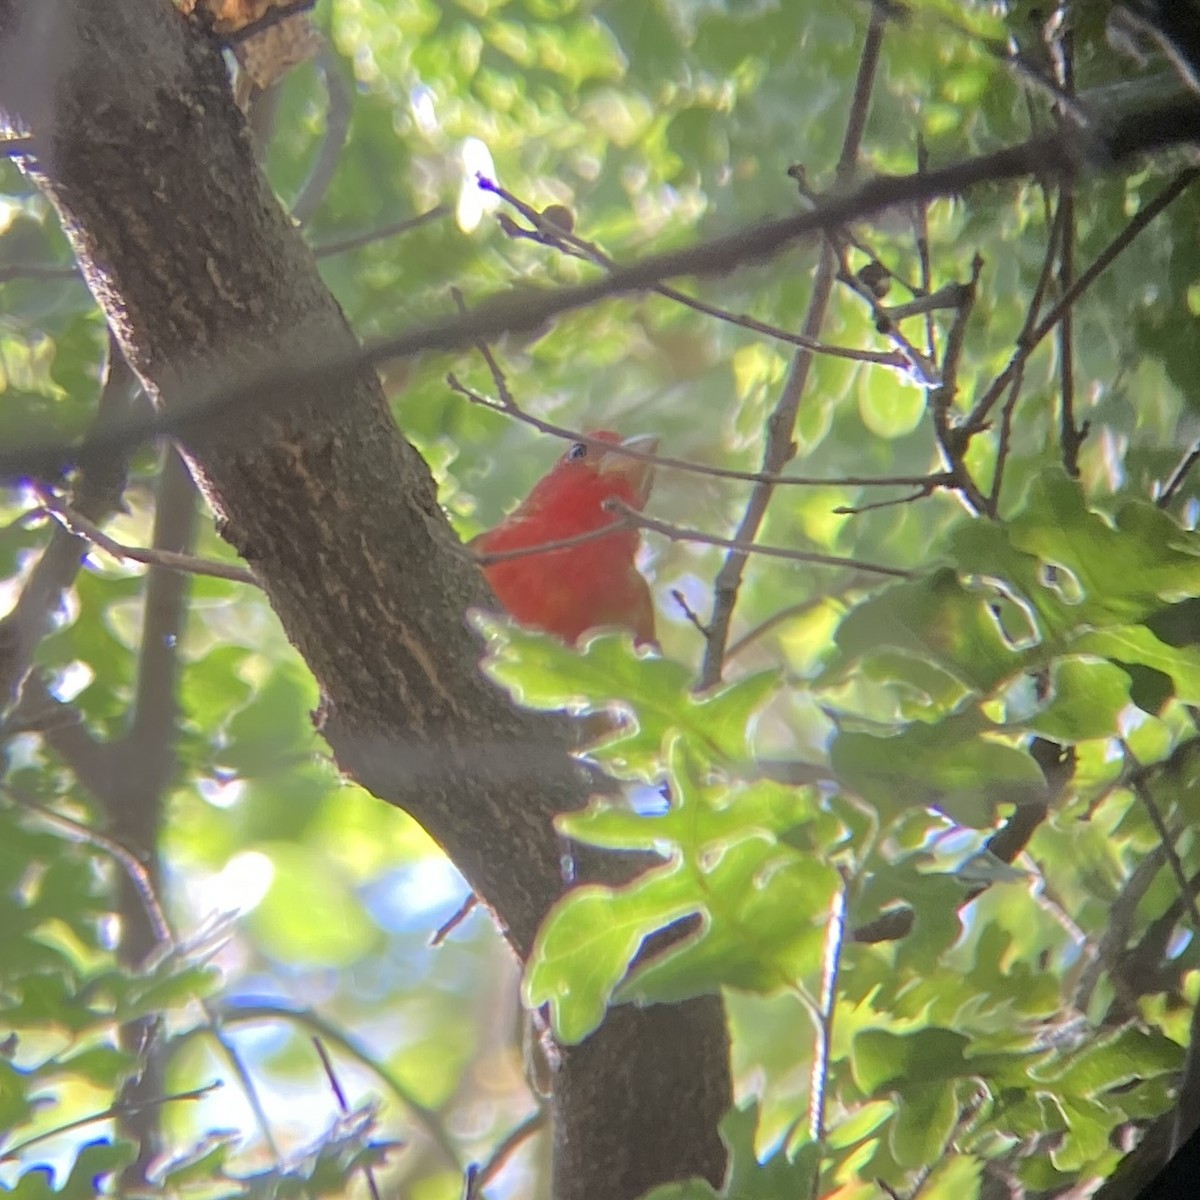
{"left": 473, "top": 431, "right": 658, "bottom": 644}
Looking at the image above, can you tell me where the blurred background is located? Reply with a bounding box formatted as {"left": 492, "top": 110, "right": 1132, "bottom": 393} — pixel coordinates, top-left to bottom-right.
{"left": 4, "top": 0, "right": 1200, "bottom": 1196}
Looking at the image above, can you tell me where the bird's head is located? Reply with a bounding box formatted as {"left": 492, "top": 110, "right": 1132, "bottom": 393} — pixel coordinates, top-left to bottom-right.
{"left": 529, "top": 430, "right": 659, "bottom": 517}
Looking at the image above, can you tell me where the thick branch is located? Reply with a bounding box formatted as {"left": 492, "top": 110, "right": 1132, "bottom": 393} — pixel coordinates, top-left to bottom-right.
{"left": 0, "top": 3, "right": 729, "bottom": 1196}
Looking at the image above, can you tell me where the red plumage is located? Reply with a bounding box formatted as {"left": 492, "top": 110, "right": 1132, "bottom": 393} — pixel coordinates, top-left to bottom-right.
{"left": 473, "top": 431, "right": 657, "bottom": 644}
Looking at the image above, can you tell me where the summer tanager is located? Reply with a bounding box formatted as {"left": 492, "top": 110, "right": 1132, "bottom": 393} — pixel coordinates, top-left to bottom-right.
{"left": 474, "top": 431, "right": 658, "bottom": 644}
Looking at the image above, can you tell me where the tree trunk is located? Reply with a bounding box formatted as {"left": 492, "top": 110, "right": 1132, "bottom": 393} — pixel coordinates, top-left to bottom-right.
{"left": 0, "top": 2, "right": 730, "bottom": 1196}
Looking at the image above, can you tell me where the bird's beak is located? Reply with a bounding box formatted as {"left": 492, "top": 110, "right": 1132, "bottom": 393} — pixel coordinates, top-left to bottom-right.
{"left": 598, "top": 434, "right": 659, "bottom": 507}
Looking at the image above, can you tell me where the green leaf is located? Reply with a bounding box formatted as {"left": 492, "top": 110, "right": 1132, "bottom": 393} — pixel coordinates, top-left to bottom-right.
{"left": 524, "top": 864, "right": 697, "bottom": 1044}
{"left": 618, "top": 834, "right": 838, "bottom": 1003}
{"left": 45, "top": 1044, "right": 134, "bottom": 1090}
{"left": 889, "top": 1081, "right": 958, "bottom": 1168}
{"left": 826, "top": 568, "right": 1021, "bottom": 694}
{"left": 1030, "top": 1027, "right": 1181, "bottom": 1095}
{"left": 1012, "top": 656, "right": 1133, "bottom": 742}
{"left": 0, "top": 1059, "right": 34, "bottom": 1132}
{"left": 533, "top": 741, "right": 840, "bottom": 1038}
{"left": 853, "top": 1027, "right": 973, "bottom": 1094}
{"left": 717, "top": 1102, "right": 817, "bottom": 1200}
{"left": 831, "top": 711, "right": 1048, "bottom": 827}
{"left": 481, "top": 620, "right": 779, "bottom": 774}
{"left": 1076, "top": 625, "right": 1200, "bottom": 706}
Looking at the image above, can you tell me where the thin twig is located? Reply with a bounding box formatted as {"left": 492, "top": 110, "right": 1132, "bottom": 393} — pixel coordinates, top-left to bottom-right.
{"left": 0, "top": 333, "right": 139, "bottom": 715}
{"left": 1127, "top": 771, "right": 1200, "bottom": 931}
{"left": 0, "top": 262, "right": 79, "bottom": 284}
{"left": 465, "top": 1111, "right": 546, "bottom": 1199}
{"left": 449, "top": 292, "right": 516, "bottom": 406}
{"left": 2, "top": 786, "right": 172, "bottom": 944}
{"left": 670, "top": 589, "right": 711, "bottom": 639}
{"left": 789, "top": 166, "right": 939, "bottom": 382}
{"left": 1157, "top": 438, "right": 1200, "bottom": 508}
{"left": 988, "top": 199, "right": 1068, "bottom": 514}
{"left": 221, "top": 0, "right": 316, "bottom": 45}
{"left": 445, "top": 372, "right": 950, "bottom": 491}
{"left": 877, "top": 282, "right": 970, "bottom": 323}
{"left": 966, "top": 167, "right": 1200, "bottom": 435}
{"left": 39, "top": 494, "right": 258, "bottom": 585}
{"left": 807, "top": 876, "right": 848, "bottom": 1200}
{"left": 725, "top": 592, "right": 851, "bottom": 660}
{"left": 1, "top": 134, "right": 35, "bottom": 157}
{"left": 701, "top": 6, "right": 889, "bottom": 688}
{"left": 312, "top": 205, "right": 452, "bottom": 258}
{"left": 832, "top": 246, "right": 940, "bottom": 384}
{"left": 608, "top": 500, "right": 910, "bottom": 578}
{"left": 482, "top": 179, "right": 907, "bottom": 372}
{"left": 914, "top": 134, "right": 936, "bottom": 361}
{"left": 832, "top": 483, "right": 939, "bottom": 514}
{"left": 290, "top": 46, "right": 352, "bottom": 227}
{"left": 988, "top": 384, "right": 1023, "bottom": 518}
{"left": 470, "top": 517, "right": 636, "bottom": 566}
{"left": 929, "top": 254, "right": 987, "bottom": 512}
{"left": 791, "top": 164, "right": 923, "bottom": 300}
{"left": 430, "top": 893, "right": 479, "bottom": 946}
{"left": 0, "top": 1085, "right": 220, "bottom": 1160}
{"left": 312, "top": 1038, "right": 383, "bottom": 1200}
{"left": 210, "top": 1003, "right": 462, "bottom": 1168}
{"left": 1054, "top": 24, "right": 1085, "bottom": 475}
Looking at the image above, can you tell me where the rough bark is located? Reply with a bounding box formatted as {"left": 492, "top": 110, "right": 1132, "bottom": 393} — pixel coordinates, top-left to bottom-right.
{"left": 0, "top": 2, "right": 731, "bottom": 1195}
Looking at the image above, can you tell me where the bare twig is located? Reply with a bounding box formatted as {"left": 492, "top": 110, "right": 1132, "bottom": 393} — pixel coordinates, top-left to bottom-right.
{"left": 210, "top": 1003, "right": 463, "bottom": 1168}
{"left": 39, "top": 493, "right": 258, "bottom": 585}
{"left": 726, "top": 591, "right": 852, "bottom": 660}
{"left": 466, "top": 1111, "right": 547, "bottom": 1199}
{"left": 470, "top": 517, "right": 637, "bottom": 566}
{"left": 1054, "top": 23, "right": 1086, "bottom": 475}
{"left": 430, "top": 893, "right": 479, "bottom": 946}
{"left": 0, "top": 335, "right": 139, "bottom": 711}
{"left": 1127, "top": 769, "right": 1200, "bottom": 931}
{"left": 1057, "top": 187, "right": 1083, "bottom": 474}
{"left": 832, "top": 483, "right": 940, "bottom": 514}
{"left": 312, "top": 205, "right": 452, "bottom": 258}
{"left": 445, "top": 372, "right": 950, "bottom": 492}
{"left": 1157, "top": 438, "right": 1200, "bottom": 508}
{"left": 914, "top": 134, "right": 936, "bottom": 360}
{"left": 877, "top": 282, "right": 971, "bottom": 324}
{"left": 670, "top": 589, "right": 711, "bottom": 639}
{"left": 832, "top": 245, "right": 940, "bottom": 384}
{"left": 788, "top": 165, "right": 940, "bottom": 382}
{"left": 312, "top": 1038, "right": 383, "bottom": 1200}
{"left": 807, "top": 876, "right": 847, "bottom": 1200}
{"left": 966, "top": 168, "right": 1200, "bottom": 435}
{"left": 929, "top": 254, "right": 987, "bottom": 512}
{"left": 1, "top": 134, "right": 35, "bottom": 157}
{"left": 449, "top": 291, "right": 516, "bottom": 407}
{"left": 0, "top": 261, "right": 79, "bottom": 284}
{"left": 699, "top": 7, "right": 889, "bottom": 688}
{"left": 1, "top": 784, "right": 172, "bottom": 944}
{"left": 290, "top": 46, "right": 352, "bottom": 227}
{"left": 221, "top": 0, "right": 316, "bottom": 45}
{"left": 0, "top": 1084, "right": 220, "bottom": 1161}
{"left": 483, "top": 179, "right": 908, "bottom": 372}
{"left": 988, "top": 199, "right": 1068, "bottom": 514}
{"left": 608, "top": 500, "right": 910, "bottom": 578}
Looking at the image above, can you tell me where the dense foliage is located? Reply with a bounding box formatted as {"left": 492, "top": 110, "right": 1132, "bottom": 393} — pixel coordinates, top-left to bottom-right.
{"left": 3, "top": 0, "right": 1200, "bottom": 1197}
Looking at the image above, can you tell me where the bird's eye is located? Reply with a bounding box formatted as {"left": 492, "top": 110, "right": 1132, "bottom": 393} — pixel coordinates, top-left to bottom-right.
{"left": 567, "top": 442, "right": 588, "bottom": 461}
